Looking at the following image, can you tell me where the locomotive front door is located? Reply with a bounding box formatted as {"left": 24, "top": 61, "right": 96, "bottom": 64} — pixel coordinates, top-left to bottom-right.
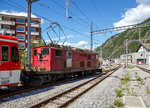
{"left": 67, "top": 51, "right": 72, "bottom": 68}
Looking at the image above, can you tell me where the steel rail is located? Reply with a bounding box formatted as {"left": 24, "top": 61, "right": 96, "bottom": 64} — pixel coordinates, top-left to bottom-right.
{"left": 30, "top": 66, "right": 120, "bottom": 108}
{"left": 0, "top": 70, "right": 102, "bottom": 99}
{"left": 136, "top": 66, "right": 150, "bottom": 74}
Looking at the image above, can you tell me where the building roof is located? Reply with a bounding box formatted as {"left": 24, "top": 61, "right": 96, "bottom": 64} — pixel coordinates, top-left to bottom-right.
{"left": 136, "top": 43, "right": 150, "bottom": 52}
{"left": 0, "top": 14, "right": 41, "bottom": 22}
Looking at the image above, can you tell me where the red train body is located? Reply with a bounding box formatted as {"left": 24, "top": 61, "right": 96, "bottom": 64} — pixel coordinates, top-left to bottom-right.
{"left": 32, "top": 46, "right": 99, "bottom": 73}
{"left": 0, "top": 34, "right": 21, "bottom": 88}
{"left": 30, "top": 45, "right": 100, "bottom": 85}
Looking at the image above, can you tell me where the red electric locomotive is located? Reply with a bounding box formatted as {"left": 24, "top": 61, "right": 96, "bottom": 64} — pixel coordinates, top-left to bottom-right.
{"left": 0, "top": 34, "right": 21, "bottom": 89}
{"left": 31, "top": 45, "right": 100, "bottom": 84}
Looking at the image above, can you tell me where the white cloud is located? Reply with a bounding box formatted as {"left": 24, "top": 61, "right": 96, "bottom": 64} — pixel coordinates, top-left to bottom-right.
{"left": 45, "top": 35, "right": 74, "bottom": 42}
{"left": 114, "top": 0, "right": 150, "bottom": 27}
{"left": 53, "top": 35, "right": 74, "bottom": 41}
{"left": 45, "top": 40, "right": 89, "bottom": 49}
{"left": 62, "top": 41, "right": 89, "bottom": 49}
{"left": 0, "top": 10, "right": 44, "bottom": 23}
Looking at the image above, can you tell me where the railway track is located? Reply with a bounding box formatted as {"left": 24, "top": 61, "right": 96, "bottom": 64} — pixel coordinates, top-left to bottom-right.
{"left": 31, "top": 67, "right": 120, "bottom": 108}
{"left": 0, "top": 70, "right": 103, "bottom": 99}
{"left": 136, "top": 66, "right": 150, "bottom": 74}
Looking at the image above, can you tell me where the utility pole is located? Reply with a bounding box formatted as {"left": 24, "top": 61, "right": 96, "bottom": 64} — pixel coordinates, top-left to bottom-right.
{"left": 91, "top": 21, "right": 93, "bottom": 51}
{"left": 126, "top": 39, "right": 128, "bottom": 67}
{"left": 66, "top": 0, "right": 69, "bottom": 20}
{"left": 100, "top": 47, "right": 102, "bottom": 67}
{"left": 27, "top": 0, "right": 39, "bottom": 71}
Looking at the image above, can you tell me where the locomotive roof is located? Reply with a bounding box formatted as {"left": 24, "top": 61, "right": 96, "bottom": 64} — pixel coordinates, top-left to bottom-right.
{"left": 33, "top": 45, "right": 97, "bottom": 54}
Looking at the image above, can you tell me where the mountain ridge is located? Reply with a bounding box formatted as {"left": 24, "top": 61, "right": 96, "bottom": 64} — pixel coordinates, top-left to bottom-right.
{"left": 95, "top": 18, "right": 150, "bottom": 59}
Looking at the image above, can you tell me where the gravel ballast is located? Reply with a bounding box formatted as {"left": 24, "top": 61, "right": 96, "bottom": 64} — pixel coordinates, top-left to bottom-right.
{"left": 1, "top": 66, "right": 150, "bottom": 108}
{"left": 0, "top": 74, "right": 101, "bottom": 108}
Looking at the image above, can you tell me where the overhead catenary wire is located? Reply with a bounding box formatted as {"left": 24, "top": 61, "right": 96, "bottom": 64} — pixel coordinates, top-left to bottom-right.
{"left": 70, "top": 0, "right": 98, "bottom": 29}
{"left": 52, "top": 0, "right": 91, "bottom": 27}
{"left": 90, "top": 0, "right": 107, "bottom": 26}
{"left": 2, "top": 0, "right": 102, "bottom": 43}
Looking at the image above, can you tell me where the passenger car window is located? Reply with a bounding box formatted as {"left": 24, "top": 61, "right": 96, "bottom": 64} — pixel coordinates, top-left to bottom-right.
{"left": 11, "top": 47, "right": 19, "bottom": 62}
{"left": 34, "top": 50, "right": 37, "bottom": 56}
{"left": 2, "top": 46, "right": 9, "bottom": 61}
{"left": 41, "top": 48, "right": 49, "bottom": 55}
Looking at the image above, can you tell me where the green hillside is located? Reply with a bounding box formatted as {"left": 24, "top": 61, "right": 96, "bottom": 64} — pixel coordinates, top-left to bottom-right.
{"left": 95, "top": 18, "right": 150, "bottom": 59}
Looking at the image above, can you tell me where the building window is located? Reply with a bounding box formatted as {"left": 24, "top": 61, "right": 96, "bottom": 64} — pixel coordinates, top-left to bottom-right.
{"left": 11, "top": 46, "right": 19, "bottom": 62}
{"left": 31, "top": 20, "right": 36, "bottom": 23}
{"left": 1, "top": 46, "right": 9, "bottom": 62}
{"left": 17, "top": 35, "right": 25, "bottom": 40}
{"left": 17, "top": 26, "right": 25, "bottom": 32}
{"left": 18, "top": 43, "right": 25, "bottom": 49}
{"left": 31, "top": 28, "right": 36, "bottom": 32}
{"left": 3, "top": 17, "right": 10, "bottom": 21}
{"left": 17, "top": 19, "right": 25, "bottom": 23}
{"left": 3, "top": 26, "right": 10, "bottom": 30}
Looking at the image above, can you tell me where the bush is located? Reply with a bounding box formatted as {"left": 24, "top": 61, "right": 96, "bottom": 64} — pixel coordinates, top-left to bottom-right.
{"left": 115, "top": 89, "right": 124, "bottom": 97}
{"left": 113, "top": 99, "right": 124, "bottom": 107}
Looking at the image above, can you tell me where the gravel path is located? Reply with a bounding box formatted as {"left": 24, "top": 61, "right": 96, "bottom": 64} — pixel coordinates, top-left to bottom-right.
{"left": 0, "top": 74, "right": 100, "bottom": 108}
{"left": 68, "top": 67, "right": 150, "bottom": 108}
{"left": 126, "top": 67, "right": 150, "bottom": 107}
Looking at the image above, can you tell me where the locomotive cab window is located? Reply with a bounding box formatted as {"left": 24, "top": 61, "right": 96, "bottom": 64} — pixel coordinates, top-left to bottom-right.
{"left": 1, "top": 46, "right": 9, "bottom": 62}
{"left": 11, "top": 46, "right": 19, "bottom": 62}
{"left": 56, "top": 50, "right": 62, "bottom": 58}
{"left": 41, "top": 48, "right": 49, "bottom": 55}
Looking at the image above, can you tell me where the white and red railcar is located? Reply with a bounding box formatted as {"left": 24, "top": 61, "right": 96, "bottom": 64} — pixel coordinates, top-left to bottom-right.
{"left": 0, "top": 34, "right": 21, "bottom": 88}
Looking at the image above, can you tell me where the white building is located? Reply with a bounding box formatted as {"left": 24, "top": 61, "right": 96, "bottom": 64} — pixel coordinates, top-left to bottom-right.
{"left": 136, "top": 43, "right": 150, "bottom": 65}
{"left": 120, "top": 43, "right": 150, "bottom": 65}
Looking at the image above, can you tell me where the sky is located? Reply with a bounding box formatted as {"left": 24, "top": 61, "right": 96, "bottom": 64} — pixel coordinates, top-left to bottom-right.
{"left": 0, "top": 0, "right": 150, "bottom": 50}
